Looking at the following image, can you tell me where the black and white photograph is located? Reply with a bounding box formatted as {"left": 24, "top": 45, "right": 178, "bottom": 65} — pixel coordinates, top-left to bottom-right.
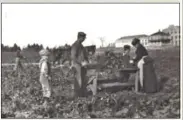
{"left": 1, "top": 3, "right": 181, "bottom": 119}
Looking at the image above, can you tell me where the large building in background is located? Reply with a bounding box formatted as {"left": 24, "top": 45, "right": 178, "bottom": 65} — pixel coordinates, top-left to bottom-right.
{"left": 148, "top": 30, "right": 171, "bottom": 47}
{"left": 115, "top": 34, "right": 149, "bottom": 47}
{"left": 162, "top": 25, "right": 180, "bottom": 46}
{"left": 114, "top": 24, "right": 179, "bottom": 48}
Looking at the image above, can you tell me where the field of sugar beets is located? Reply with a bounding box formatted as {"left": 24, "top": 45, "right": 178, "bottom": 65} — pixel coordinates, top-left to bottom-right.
{"left": 1, "top": 47, "right": 180, "bottom": 118}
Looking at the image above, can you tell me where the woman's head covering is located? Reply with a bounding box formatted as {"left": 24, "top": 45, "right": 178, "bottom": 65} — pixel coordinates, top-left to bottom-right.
{"left": 131, "top": 38, "right": 140, "bottom": 46}
{"left": 39, "top": 49, "right": 50, "bottom": 56}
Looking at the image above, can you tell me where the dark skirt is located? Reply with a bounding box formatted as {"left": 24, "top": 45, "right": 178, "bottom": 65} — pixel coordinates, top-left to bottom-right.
{"left": 143, "top": 57, "right": 158, "bottom": 93}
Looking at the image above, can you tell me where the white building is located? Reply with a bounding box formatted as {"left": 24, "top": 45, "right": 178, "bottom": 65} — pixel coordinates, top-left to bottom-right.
{"left": 115, "top": 34, "right": 149, "bottom": 48}
{"left": 148, "top": 30, "right": 171, "bottom": 47}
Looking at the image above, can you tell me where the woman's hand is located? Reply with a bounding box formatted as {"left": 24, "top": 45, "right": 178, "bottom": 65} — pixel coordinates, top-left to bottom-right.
{"left": 82, "top": 61, "right": 88, "bottom": 67}
{"left": 129, "top": 60, "right": 134, "bottom": 64}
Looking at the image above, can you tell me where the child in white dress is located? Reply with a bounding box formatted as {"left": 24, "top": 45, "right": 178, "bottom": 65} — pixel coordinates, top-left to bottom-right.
{"left": 39, "top": 49, "right": 52, "bottom": 106}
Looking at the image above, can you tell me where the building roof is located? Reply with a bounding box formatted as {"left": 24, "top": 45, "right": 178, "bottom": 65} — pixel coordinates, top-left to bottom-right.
{"left": 117, "top": 34, "right": 148, "bottom": 41}
{"left": 150, "top": 31, "right": 169, "bottom": 36}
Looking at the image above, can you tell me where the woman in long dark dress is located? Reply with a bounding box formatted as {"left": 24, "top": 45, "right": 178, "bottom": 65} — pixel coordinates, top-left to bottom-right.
{"left": 131, "top": 38, "right": 158, "bottom": 93}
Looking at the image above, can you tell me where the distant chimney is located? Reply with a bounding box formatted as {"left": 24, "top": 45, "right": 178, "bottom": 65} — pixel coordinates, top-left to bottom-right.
{"left": 158, "top": 29, "right": 161, "bottom": 32}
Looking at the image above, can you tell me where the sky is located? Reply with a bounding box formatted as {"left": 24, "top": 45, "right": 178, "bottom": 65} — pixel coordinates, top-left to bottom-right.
{"left": 2, "top": 4, "right": 179, "bottom": 48}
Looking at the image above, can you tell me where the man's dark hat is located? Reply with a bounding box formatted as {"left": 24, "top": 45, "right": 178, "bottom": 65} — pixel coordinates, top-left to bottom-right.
{"left": 131, "top": 38, "right": 140, "bottom": 46}
{"left": 78, "top": 32, "right": 86, "bottom": 37}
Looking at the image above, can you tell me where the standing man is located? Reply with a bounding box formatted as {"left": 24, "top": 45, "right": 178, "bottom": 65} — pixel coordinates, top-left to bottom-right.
{"left": 71, "top": 32, "right": 89, "bottom": 98}
{"left": 14, "top": 50, "right": 26, "bottom": 73}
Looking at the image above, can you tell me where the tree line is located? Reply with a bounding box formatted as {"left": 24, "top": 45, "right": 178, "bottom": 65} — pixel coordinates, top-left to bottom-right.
{"left": 1, "top": 42, "right": 115, "bottom": 52}
{"left": 1, "top": 43, "right": 21, "bottom": 52}
{"left": 1, "top": 43, "right": 72, "bottom": 52}
{"left": 1, "top": 43, "right": 44, "bottom": 52}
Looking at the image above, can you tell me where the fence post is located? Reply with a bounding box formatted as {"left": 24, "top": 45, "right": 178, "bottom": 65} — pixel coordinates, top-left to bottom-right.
{"left": 93, "top": 72, "right": 98, "bottom": 95}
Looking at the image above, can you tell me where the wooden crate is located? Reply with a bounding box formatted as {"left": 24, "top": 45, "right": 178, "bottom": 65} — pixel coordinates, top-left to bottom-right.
{"left": 86, "top": 64, "right": 139, "bottom": 95}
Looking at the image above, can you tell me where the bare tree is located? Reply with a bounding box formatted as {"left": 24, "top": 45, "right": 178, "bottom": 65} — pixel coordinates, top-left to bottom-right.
{"left": 99, "top": 37, "right": 105, "bottom": 47}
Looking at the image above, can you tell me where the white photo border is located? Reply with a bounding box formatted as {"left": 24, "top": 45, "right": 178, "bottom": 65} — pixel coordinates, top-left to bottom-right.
{"left": 0, "top": 1, "right": 182, "bottom": 120}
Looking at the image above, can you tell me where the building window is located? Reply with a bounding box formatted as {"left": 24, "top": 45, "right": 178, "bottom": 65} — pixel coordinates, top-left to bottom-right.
{"left": 175, "top": 36, "right": 176, "bottom": 39}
